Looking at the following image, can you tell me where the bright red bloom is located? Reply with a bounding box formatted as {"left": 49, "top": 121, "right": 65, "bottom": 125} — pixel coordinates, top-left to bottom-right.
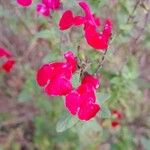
{"left": 17, "top": 0, "right": 32, "bottom": 7}
{"left": 37, "top": 51, "right": 77, "bottom": 96}
{"left": 0, "top": 47, "right": 15, "bottom": 73}
{"left": 59, "top": 1, "right": 112, "bottom": 50}
{"left": 36, "top": 0, "right": 61, "bottom": 16}
{"left": 2, "top": 60, "right": 15, "bottom": 73}
{"left": 79, "top": 2, "right": 112, "bottom": 50}
{"left": 65, "top": 74, "right": 100, "bottom": 121}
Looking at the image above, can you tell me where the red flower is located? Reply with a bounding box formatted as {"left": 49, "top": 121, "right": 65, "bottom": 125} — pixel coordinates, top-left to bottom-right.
{"left": 111, "top": 121, "right": 120, "bottom": 128}
{"left": 42, "top": 0, "right": 60, "bottom": 10}
{"left": 111, "top": 110, "right": 123, "bottom": 128}
{"left": 36, "top": 3, "right": 50, "bottom": 17}
{"left": 36, "top": 0, "right": 61, "bottom": 16}
{"left": 65, "top": 74, "right": 100, "bottom": 121}
{"left": 17, "top": 0, "right": 32, "bottom": 7}
{"left": 2, "top": 60, "right": 16, "bottom": 73}
{"left": 112, "top": 110, "right": 123, "bottom": 120}
{"left": 0, "top": 47, "right": 12, "bottom": 58}
{"left": 37, "top": 51, "right": 77, "bottom": 96}
{"left": 59, "top": 1, "right": 112, "bottom": 50}
{"left": 0, "top": 47, "right": 15, "bottom": 73}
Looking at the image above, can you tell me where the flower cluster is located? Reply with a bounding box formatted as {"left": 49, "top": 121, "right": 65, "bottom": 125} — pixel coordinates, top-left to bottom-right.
{"left": 16, "top": 0, "right": 61, "bottom": 17}
{"left": 59, "top": 1, "right": 112, "bottom": 50}
{"left": 0, "top": 47, "right": 15, "bottom": 73}
{"left": 111, "top": 110, "right": 123, "bottom": 128}
{"left": 33, "top": 1, "right": 113, "bottom": 121}
{"left": 37, "top": 51, "right": 101, "bottom": 121}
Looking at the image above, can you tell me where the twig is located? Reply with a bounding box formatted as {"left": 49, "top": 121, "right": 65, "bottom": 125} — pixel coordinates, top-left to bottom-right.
{"left": 127, "top": 0, "right": 141, "bottom": 23}
{"left": 95, "top": 49, "right": 108, "bottom": 75}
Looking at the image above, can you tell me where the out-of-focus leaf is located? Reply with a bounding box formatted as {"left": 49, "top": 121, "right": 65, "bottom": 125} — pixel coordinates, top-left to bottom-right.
{"left": 18, "top": 90, "right": 32, "bottom": 102}
{"left": 99, "top": 107, "right": 111, "bottom": 118}
{"left": 35, "top": 30, "right": 52, "bottom": 39}
{"left": 96, "top": 92, "right": 110, "bottom": 104}
{"left": 141, "top": 137, "right": 150, "bottom": 150}
{"left": 77, "top": 119, "right": 101, "bottom": 146}
{"left": 43, "top": 53, "right": 60, "bottom": 63}
{"left": 56, "top": 113, "right": 78, "bottom": 133}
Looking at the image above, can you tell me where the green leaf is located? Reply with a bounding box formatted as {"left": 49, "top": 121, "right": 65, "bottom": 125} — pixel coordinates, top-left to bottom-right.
{"left": 96, "top": 93, "right": 110, "bottom": 104}
{"left": 56, "top": 113, "right": 79, "bottom": 133}
{"left": 141, "top": 137, "right": 150, "bottom": 150}
{"left": 43, "top": 53, "right": 60, "bottom": 63}
{"left": 18, "top": 90, "right": 32, "bottom": 102}
{"left": 35, "top": 30, "right": 52, "bottom": 39}
{"left": 99, "top": 107, "right": 111, "bottom": 118}
{"left": 135, "top": 79, "right": 150, "bottom": 89}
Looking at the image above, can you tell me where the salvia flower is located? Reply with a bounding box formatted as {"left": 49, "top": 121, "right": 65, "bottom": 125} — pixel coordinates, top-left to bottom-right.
{"left": 65, "top": 74, "right": 100, "bottom": 121}
{"left": 17, "top": 0, "right": 32, "bottom": 7}
{"left": 37, "top": 51, "right": 77, "bottom": 96}
{"left": 59, "top": 1, "right": 112, "bottom": 51}
{"left": 36, "top": 0, "right": 61, "bottom": 16}
{"left": 111, "top": 110, "right": 123, "bottom": 128}
{"left": 0, "top": 47, "right": 15, "bottom": 73}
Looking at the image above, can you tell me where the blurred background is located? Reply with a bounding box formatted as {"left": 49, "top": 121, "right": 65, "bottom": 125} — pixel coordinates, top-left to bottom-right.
{"left": 0, "top": 0, "right": 150, "bottom": 149}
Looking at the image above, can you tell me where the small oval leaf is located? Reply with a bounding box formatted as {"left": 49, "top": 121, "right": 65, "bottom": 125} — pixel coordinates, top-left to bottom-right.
{"left": 56, "top": 113, "right": 78, "bottom": 133}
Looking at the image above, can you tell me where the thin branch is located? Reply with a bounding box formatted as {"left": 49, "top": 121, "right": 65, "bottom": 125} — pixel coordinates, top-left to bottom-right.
{"left": 127, "top": 0, "right": 141, "bottom": 23}
{"left": 95, "top": 49, "right": 108, "bottom": 75}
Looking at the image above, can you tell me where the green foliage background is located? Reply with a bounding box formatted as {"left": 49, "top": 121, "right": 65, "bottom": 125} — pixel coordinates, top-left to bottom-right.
{"left": 0, "top": 0, "right": 150, "bottom": 149}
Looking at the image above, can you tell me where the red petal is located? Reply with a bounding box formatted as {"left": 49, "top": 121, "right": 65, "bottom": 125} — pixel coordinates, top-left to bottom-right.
{"left": 85, "top": 29, "right": 108, "bottom": 50}
{"left": 78, "top": 102, "right": 100, "bottom": 121}
{"left": 82, "top": 74, "right": 100, "bottom": 89}
{"left": 0, "top": 47, "right": 12, "bottom": 58}
{"left": 77, "top": 84, "right": 96, "bottom": 104}
{"left": 79, "top": 2, "right": 92, "bottom": 20}
{"left": 49, "top": 62, "right": 72, "bottom": 79}
{"left": 59, "top": 10, "right": 74, "bottom": 30}
{"left": 36, "top": 64, "right": 53, "bottom": 87}
{"left": 36, "top": 3, "right": 50, "bottom": 16}
{"left": 77, "top": 83, "right": 93, "bottom": 94}
{"left": 64, "top": 51, "right": 77, "bottom": 73}
{"left": 93, "top": 14, "right": 100, "bottom": 26}
{"left": 79, "top": 2, "right": 97, "bottom": 27}
{"left": 45, "top": 77, "right": 72, "bottom": 96}
{"left": 65, "top": 91, "right": 80, "bottom": 115}
{"left": 2, "top": 59, "right": 15, "bottom": 73}
{"left": 74, "top": 16, "right": 85, "bottom": 26}
{"left": 17, "top": 0, "right": 32, "bottom": 7}
{"left": 42, "top": 0, "right": 60, "bottom": 9}
{"left": 79, "top": 91, "right": 96, "bottom": 107}
{"left": 102, "top": 19, "right": 112, "bottom": 38}
{"left": 111, "top": 121, "right": 120, "bottom": 128}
